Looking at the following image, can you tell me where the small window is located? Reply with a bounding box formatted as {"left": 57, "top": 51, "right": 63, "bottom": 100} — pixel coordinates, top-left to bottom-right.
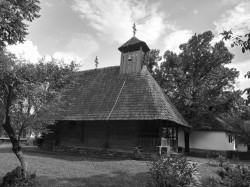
{"left": 228, "top": 135, "right": 233, "bottom": 143}
{"left": 68, "top": 121, "right": 76, "bottom": 130}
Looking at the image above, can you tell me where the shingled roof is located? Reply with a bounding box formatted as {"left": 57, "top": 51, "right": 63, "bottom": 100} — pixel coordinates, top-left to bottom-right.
{"left": 118, "top": 37, "right": 150, "bottom": 53}
{"left": 53, "top": 66, "right": 190, "bottom": 128}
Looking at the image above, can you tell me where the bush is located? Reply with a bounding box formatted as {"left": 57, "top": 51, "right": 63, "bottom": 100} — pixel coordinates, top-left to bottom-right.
{"left": 148, "top": 154, "right": 197, "bottom": 187}
{"left": 217, "top": 161, "right": 250, "bottom": 187}
{"left": 1, "top": 166, "right": 36, "bottom": 187}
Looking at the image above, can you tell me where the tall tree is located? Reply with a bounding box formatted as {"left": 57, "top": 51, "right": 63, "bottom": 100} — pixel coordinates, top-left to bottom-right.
{"left": 0, "top": 50, "right": 77, "bottom": 174}
{"left": 154, "top": 31, "right": 240, "bottom": 129}
{"left": 0, "top": 0, "right": 40, "bottom": 49}
{"left": 144, "top": 49, "right": 162, "bottom": 74}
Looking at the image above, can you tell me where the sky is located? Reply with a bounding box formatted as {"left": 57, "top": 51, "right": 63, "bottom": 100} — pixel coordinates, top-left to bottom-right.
{"left": 6, "top": 0, "right": 250, "bottom": 94}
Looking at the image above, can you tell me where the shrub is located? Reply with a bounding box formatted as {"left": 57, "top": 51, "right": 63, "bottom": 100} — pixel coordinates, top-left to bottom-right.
{"left": 217, "top": 161, "right": 250, "bottom": 187}
{"left": 148, "top": 154, "right": 197, "bottom": 187}
{"left": 1, "top": 166, "right": 37, "bottom": 187}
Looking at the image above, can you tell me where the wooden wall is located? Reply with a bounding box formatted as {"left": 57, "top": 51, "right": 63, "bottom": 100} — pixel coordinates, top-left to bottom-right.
{"left": 54, "top": 120, "right": 169, "bottom": 152}
{"left": 57, "top": 120, "right": 143, "bottom": 151}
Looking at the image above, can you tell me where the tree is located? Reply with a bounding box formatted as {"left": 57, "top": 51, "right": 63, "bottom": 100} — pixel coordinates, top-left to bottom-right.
{"left": 0, "top": 0, "right": 40, "bottom": 49}
{"left": 221, "top": 30, "right": 250, "bottom": 53}
{"left": 154, "top": 31, "right": 240, "bottom": 129}
{"left": 0, "top": 50, "right": 77, "bottom": 175}
{"left": 221, "top": 30, "right": 250, "bottom": 105}
{"left": 224, "top": 103, "right": 250, "bottom": 146}
{"left": 144, "top": 49, "right": 162, "bottom": 74}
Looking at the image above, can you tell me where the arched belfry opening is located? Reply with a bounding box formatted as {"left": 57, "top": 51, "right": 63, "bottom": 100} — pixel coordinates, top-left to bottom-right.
{"left": 118, "top": 23, "right": 150, "bottom": 74}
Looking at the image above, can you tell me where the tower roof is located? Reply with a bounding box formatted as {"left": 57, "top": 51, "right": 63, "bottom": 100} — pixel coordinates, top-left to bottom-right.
{"left": 118, "top": 37, "right": 150, "bottom": 53}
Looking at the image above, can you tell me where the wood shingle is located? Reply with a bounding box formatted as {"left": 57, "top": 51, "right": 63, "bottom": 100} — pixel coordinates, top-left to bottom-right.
{"left": 53, "top": 66, "right": 191, "bottom": 128}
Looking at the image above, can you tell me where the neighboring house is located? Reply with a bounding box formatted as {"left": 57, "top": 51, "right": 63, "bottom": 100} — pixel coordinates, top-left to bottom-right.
{"left": 43, "top": 36, "right": 191, "bottom": 156}
{"left": 178, "top": 117, "right": 236, "bottom": 156}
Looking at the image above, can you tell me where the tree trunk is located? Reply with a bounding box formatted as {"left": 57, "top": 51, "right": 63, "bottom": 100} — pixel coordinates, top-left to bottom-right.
{"left": 2, "top": 84, "right": 28, "bottom": 176}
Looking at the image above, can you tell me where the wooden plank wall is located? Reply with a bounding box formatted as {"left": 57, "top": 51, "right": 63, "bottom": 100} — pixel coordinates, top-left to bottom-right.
{"left": 58, "top": 120, "right": 141, "bottom": 151}
{"left": 109, "top": 121, "right": 140, "bottom": 151}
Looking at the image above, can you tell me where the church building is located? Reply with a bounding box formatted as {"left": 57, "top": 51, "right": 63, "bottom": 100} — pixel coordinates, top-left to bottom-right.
{"left": 43, "top": 26, "right": 191, "bottom": 157}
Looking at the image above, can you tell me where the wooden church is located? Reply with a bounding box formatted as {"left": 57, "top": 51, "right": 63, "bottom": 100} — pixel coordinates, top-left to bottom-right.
{"left": 43, "top": 28, "right": 191, "bottom": 156}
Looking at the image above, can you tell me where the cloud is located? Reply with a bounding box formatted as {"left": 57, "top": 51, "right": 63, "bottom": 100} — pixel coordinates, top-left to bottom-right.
{"left": 193, "top": 10, "right": 198, "bottom": 14}
{"left": 214, "top": 1, "right": 250, "bottom": 36}
{"left": 7, "top": 34, "right": 99, "bottom": 66}
{"left": 7, "top": 40, "right": 41, "bottom": 63}
{"left": 164, "top": 30, "right": 193, "bottom": 54}
{"left": 72, "top": 0, "right": 173, "bottom": 45}
{"left": 45, "top": 2, "right": 53, "bottom": 7}
{"left": 67, "top": 34, "right": 99, "bottom": 58}
{"left": 222, "top": 0, "right": 245, "bottom": 5}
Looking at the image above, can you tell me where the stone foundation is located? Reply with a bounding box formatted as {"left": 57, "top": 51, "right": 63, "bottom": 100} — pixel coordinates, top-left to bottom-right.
{"left": 41, "top": 145, "right": 154, "bottom": 160}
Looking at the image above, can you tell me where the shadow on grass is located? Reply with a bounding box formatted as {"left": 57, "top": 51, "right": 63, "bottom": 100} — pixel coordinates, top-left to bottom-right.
{"left": 0, "top": 145, "right": 139, "bottom": 162}
{"left": 36, "top": 171, "right": 150, "bottom": 187}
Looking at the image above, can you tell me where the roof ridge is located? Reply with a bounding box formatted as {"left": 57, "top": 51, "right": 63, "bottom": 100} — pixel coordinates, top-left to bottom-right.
{"left": 77, "top": 66, "right": 120, "bottom": 74}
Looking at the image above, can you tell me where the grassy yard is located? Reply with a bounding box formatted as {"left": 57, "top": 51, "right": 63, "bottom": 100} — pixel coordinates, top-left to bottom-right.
{"left": 0, "top": 144, "right": 249, "bottom": 187}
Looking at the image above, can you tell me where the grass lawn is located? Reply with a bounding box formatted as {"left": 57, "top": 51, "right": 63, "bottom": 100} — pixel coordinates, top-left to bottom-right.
{"left": 0, "top": 144, "right": 249, "bottom": 187}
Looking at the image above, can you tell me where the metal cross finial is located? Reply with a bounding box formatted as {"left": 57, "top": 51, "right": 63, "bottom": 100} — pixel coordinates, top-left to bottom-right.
{"left": 133, "top": 23, "right": 136, "bottom": 37}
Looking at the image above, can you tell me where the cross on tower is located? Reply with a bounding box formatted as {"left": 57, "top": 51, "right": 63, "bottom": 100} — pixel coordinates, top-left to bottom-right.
{"left": 133, "top": 23, "right": 136, "bottom": 37}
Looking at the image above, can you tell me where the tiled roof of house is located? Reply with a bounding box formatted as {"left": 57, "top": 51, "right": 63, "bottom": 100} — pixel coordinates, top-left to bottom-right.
{"left": 53, "top": 66, "right": 191, "bottom": 128}
{"left": 118, "top": 37, "right": 150, "bottom": 53}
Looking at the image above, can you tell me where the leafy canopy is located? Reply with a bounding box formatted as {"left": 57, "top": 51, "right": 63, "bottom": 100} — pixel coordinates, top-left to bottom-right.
{"left": 0, "top": 0, "right": 40, "bottom": 49}
{"left": 0, "top": 50, "right": 78, "bottom": 138}
{"left": 154, "top": 31, "right": 240, "bottom": 129}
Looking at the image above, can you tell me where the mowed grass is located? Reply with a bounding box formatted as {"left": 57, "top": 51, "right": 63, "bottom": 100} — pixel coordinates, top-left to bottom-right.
{"left": 0, "top": 144, "right": 150, "bottom": 187}
{"left": 1, "top": 144, "right": 249, "bottom": 187}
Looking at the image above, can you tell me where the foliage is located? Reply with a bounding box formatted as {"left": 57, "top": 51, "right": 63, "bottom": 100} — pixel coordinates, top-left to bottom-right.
{"left": 217, "top": 160, "right": 250, "bottom": 187}
{"left": 148, "top": 154, "right": 197, "bottom": 187}
{"left": 0, "top": 0, "right": 40, "bottom": 49}
{"left": 221, "top": 98, "right": 250, "bottom": 145}
{"left": 244, "top": 71, "right": 250, "bottom": 105}
{"left": 207, "top": 154, "right": 227, "bottom": 167}
{"left": 1, "top": 166, "right": 36, "bottom": 187}
{"left": 221, "top": 30, "right": 250, "bottom": 105}
{"left": 0, "top": 51, "right": 78, "bottom": 138}
{"left": 221, "top": 30, "right": 250, "bottom": 53}
{"left": 153, "top": 31, "right": 240, "bottom": 129}
{"left": 144, "top": 49, "right": 162, "bottom": 74}
{"left": 0, "top": 50, "right": 78, "bottom": 172}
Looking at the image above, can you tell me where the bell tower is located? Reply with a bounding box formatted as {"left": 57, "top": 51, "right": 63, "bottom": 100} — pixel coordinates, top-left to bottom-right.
{"left": 118, "top": 23, "right": 150, "bottom": 74}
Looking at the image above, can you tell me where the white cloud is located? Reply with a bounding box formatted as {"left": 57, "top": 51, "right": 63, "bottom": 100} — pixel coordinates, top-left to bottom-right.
{"left": 66, "top": 34, "right": 99, "bottom": 59}
{"left": 7, "top": 40, "right": 41, "bottom": 63}
{"left": 45, "top": 2, "right": 53, "bottom": 7}
{"left": 193, "top": 10, "right": 198, "bottom": 14}
{"left": 214, "top": 1, "right": 250, "bottom": 36}
{"left": 222, "top": 0, "right": 245, "bottom": 5}
{"left": 164, "top": 30, "right": 193, "bottom": 54}
{"left": 72, "top": 0, "right": 173, "bottom": 45}
{"left": 7, "top": 34, "right": 99, "bottom": 67}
